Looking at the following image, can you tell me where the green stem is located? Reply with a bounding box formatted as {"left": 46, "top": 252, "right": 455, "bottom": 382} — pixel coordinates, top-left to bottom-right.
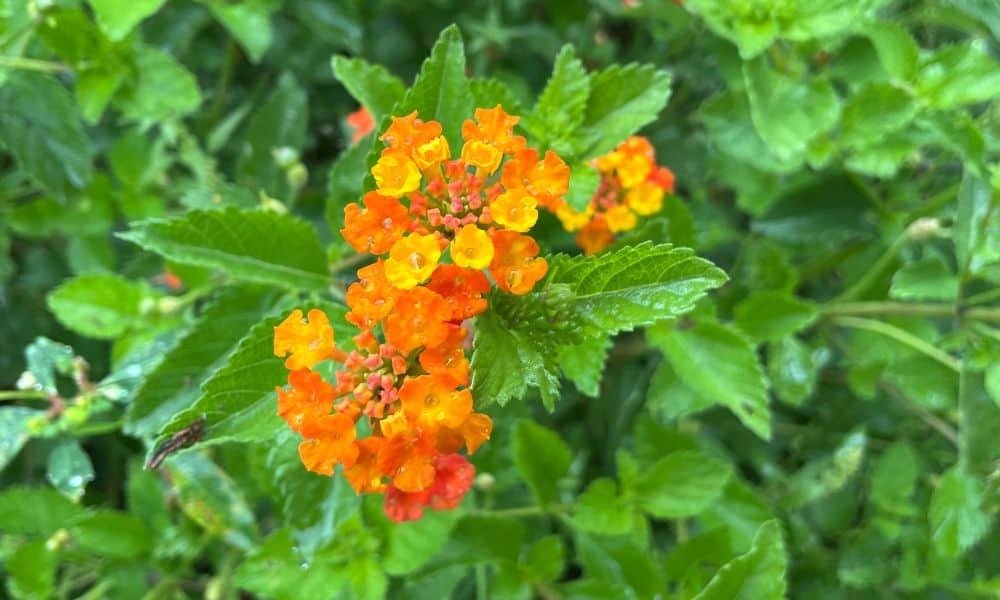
{"left": 830, "top": 316, "right": 962, "bottom": 372}
{"left": 0, "top": 390, "right": 48, "bottom": 401}
{"left": 475, "top": 565, "right": 488, "bottom": 600}
{"left": 823, "top": 302, "right": 956, "bottom": 319}
{"left": 882, "top": 383, "right": 959, "bottom": 447}
{"left": 964, "top": 287, "right": 1000, "bottom": 306}
{"left": 472, "top": 503, "right": 571, "bottom": 518}
{"left": 830, "top": 233, "right": 907, "bottom": 304}
{"left": 0, "top": 56, "right": 70, "bottom": 73}
{"left": 966, "top": 307, "right": 1000, "bottom": 322}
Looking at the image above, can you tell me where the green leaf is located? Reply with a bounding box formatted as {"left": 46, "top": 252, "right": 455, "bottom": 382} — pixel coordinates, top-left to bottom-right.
{"left": 202, "top": 0, "right": 274, "bottom": 63}
{"left": 890, "top": 255, "right": 959, "bottom": 301}
{"left": 331, "top": 56, "right": 406, "bottom": 122}
{"left": 987, "top": 362, "right": 1000, "bottom": 409}
{"left": 0, "top": 72, "right": 92, "bottom": 201}
{"left": 116, "top": 45, "right": 202, "bottom": 123}
{"left": 5, "top": 540, "right": 57, "bottom": 599}
{"left": 783, "top": 430, "right": 867, "bottom": 509}
{"left": 0, "top": 407, "right": 44, "bottom": 473}
{"left": 0, "top": 486, "right": 88, "bottom": 536}
{"left": 576, "top": 533, "right": 665, "bottom": 600}
{"left": 394, "top": 24, "right": 474, "bottom": 150}
{"left": 430, "top": 515, "right": 525, "bottom": 566}
{"left": 46, "top": 273, "right": 152, "bottom": 339}
{"left": 699, "top": 480, "right": 775, "bottom": 554}
{"left": 929, "top": 467, "right": 991, "bottom": 558}
{"left": 125, "top": 286, "right": 281, "bottom": 438}
{"left": 70, "top": 511, "right": 154, "bottom": 559}
{"left": 647, "top": 360, "right": 715, "bottom": 422}
{"left": 523, "top": 536, "right": 566, "bottom": 583}
{"left": 166, "top": 452, "right": 258, "bottom": 549}
{"left": 573, "top": 478, "right": 636, "bottom": 535}
{"left": 24, "top": 337, "right": 76, "bottom": 395}
{"left": 870, "top": 440, "right": 918, "bottom": 516}
{"left": 700, "top": 90, "right": 800, "bottom": 175}
{"left": 664, "top": 528, "right": 735, "bottom": 596}
{"left": 743, "top": 57, "right": 840, "bottom": 162}
{"left": 564, "top": 162, "right": 600, "bottom": 212}
{"left": 523, "top": 45, "right": 590, "bottom": 153}
{"left": 733, "top": 290, "right": 818, "bottom": 343}
{"left": 118, "top": 206, "right": 330, "bottom": 292}
{"left": 266, "top": 429, "right": 361, "bottom": 559}
{"left": 959, "top": 368, "right": 1000, "bottom": 475}
{"left": 629, "top": 451, "right": 732, "bottom": 519}
{"left": 88, "top": 0, "right": 167, "bottom": 40}
{"left": 917, "top": 40, "right": 1000, "bottom": 109}
{"left": 955, "top": 172, "right": 999, "bottom": 276}
{"left": 469, "top": 78, "right": 524, "bottom": 115}
{"left": 864, "top": 22, "right": 920, "bottom": 81}
{"left": 511, "top": 420, "right": 572, "bottom": 507}
{"left": 46, "top": 439, "right": 95, "bottom": 500}
{"left": 234, "top": 529, "right": 350, "bottom": 599}
{"left": 649, "top": 321, "right": 771, "bottom": 439}
{"left": 152, "top": 308, "right": 302, "bottom": 451}
{"left": 577, "top": 63, "right": 672, "bottom": 157}
{"left": 768, "top": 336, "right": 824, "bottom": 407}
{"left": 547, "top": 243, "right": 728, "bottom": 334}
{"left": 693, "top": 520, "right": 787, "bottom": 600}
{"left": 841, "top": 82, "right": 918, "bottom": 149}
{"left": 383, "top": 510, "right": 459, "bottom": 575}
{"left": 236, "top": 72, "right": 308, "bottom": 200}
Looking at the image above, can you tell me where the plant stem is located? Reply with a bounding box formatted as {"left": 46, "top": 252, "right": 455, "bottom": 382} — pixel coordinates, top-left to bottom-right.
{"left": 823, "top": 302, "right": 956, "bottom": 319}
{"left": 830, "top": 233, "right": 907, "bottom": 304}
{"left": 472, "top": 503, "right": 571, "bottom": 518}
{"left": 882, "top": 383, "right": 959, "bottom": 447}
{"left": 830, "top": 316, "right": 962, "bottom": 373}
{"left": 964, "top": 287, "right": 1000, "bottom": 306}
{"left": 0, "top": 390, "right": 48, "bottom": 401}
{"left": 966, "top": 307, "right": 1000, "bottom": 322}
{"left": 0, "top": 56, "right": 70, "bottom": 73}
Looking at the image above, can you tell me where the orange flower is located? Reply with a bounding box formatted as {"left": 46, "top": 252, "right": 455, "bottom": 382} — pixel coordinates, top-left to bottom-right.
{"left": 489, "top": 230, "right": 548, "bottom": 295}
{"left": 491, "top": 190, "right": 538, "bottom": 232}
{"left": 461, "top": 140, "right": 504, "bottom": 174}
{"left": 501, "top": 148, "right": 570, "bottom": 209}
{"left": 651, "top": 166, "right": 676, "bottom": 192}
{"left": 462, "top": 105, "right": 525, "bottom": 154}
{"left": 426, "top": 264, "right": 490, "bottom": 321}
{"left": 377, "top": 429, "right": 437, "bottom": 492}
{"left": 277, "top": 369, "right": 334, "bottom": 432}
{"left": 450, "top": 224, "right": 494, "bottom": 270}
{"left": 373, "top": 150, "right": 422, "bottom": 198}
{"left": 419, "top": 325, "right": 470, "bottom": 386}
{"left": 344, "top": 437, "right": 387, "bottom": 494}
{"left": 273, "top": 309, "right": 337, "bottom": 370}
{"left": 384, "top": 286, "right": 453, "bottom": 353}
{"left": 346, "top": 260, "right": 402, "bottom": 328}
{"left": 385, "top": 233, "right": 442, "bottom": 289}
{"left": 459, "top": 412, "right": 493, "bottom": 454}
{"left": 342, "top": 192, "right": 409, "bottom": 254}
{"left": 576, "top": 220, "right": 615, "bottom": 255}
{"left": 413, "top": 136, "right": 451, "bottom": 171}
{"left": 399, "top": 374, "right": 472, "bottom": 430}
{"left": 346, "top": 106, "right": 375, "bottom": 145}
{"left": 298, "top": 413, "right": 360, "bottom": 475}
{"left": 380, "top": 112, "right": 443, "bottom": 154}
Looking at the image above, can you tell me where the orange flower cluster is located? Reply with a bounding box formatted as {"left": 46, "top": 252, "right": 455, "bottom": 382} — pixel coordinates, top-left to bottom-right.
{"left": 274, "top": 106, "right": 569, "bottom": 522}
{"left": 551, "top": 136, "right": 675, "bottom": 255}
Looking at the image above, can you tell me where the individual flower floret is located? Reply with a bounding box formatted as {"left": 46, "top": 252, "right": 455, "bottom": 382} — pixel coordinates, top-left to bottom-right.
{"left": 384, "top": 286, "right": 453, "bottom": 353}
{"left": 346, "top": 106, "right": 375, "bottom": 145}
{"left": 400, "top": 373, "right": 472, "bottom": 431}
{"left": 385, "top": 233, "right": 442, "bottom": 289}
{"left": 342, "top": 191, "right": 409, "bottom": 254}
{"left": 298, "top": 413, "right": 359, "bottom": 476}
{"left": 450, "top": 224, "right": 494, "bottom": 269}
{"left": 277, "top": 369, "right": 334, "bottom": 433}
{"left": 426, "top": 265, "right": 490, "bottom": 322}
{"left": 490, "top": 190, "right": 538, "bottom": 232}
{"left": 345, "top": 260, "right": 402, "bottom": 328}
{"left": 380, "top": 112, "right": 443, "bottom": 154}
{"left": 489, "top": 230, "right": 548, "bottom": 295}
{"left": 273, "top": 309, "right": 338, "bottom": 370}
{"left": 373, "top": 149, "right": 422, "bottom": 197}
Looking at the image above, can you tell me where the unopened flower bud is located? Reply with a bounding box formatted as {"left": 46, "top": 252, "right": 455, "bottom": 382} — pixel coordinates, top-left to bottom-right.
{"left": 287, "top": 163, "right": 308, "bottom": 193}
{"left": 139, "top": 297, "right": 158, "bottom": 316}
{"left": 272, "top": 146, "right": 299, "bottom": 169}
{"left": 906, "top": 217, "right": 942, "bottom": 240}
{"left": 474, "top": 472, "right": 495, "bottom": 491}
{"left": 157, "top": 296, "right": 182, "bottom": 315}
{"left": 45, "top": 529, "right": 70, "bottom": 552}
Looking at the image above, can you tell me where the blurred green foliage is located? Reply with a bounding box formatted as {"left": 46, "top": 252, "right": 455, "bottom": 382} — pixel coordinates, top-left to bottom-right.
{"left": 2, "top": 0, "right": 1000, "bottom": 598}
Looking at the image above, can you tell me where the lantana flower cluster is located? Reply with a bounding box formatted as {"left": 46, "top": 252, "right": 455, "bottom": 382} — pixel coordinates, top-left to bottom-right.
{"left": 552, "top": 136, "right": 675, "bottom": 255}
{"left": 273, "top": 106, "right": 569, "bottom": 522}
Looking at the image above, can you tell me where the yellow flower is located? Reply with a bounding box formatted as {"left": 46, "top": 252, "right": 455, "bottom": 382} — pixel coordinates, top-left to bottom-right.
{"left": 373, "top": 150, "right": 422, "bottom": 198}
{"left": 385, "top": 234, "right": 441, "bottom": 289}
{"left": 605, "top": 205, "right": 637, "bottom": 233}
{"left": 461, "top": 140, "right": 503, "bottom": 174}
{"left": 594, "top": 151, "right": 622, "bottom": 173}
{"left": 625, "top": 181, "right": 665, "bottom": 216}
{"left": 413, "top": 136, "right": 451, "bottom": 170}
{"left": 451, "top": 224, "right": 494, "bottom": 269}
{"left": 491, "top": 191, "right": 538, "bottom": 232}
{"left": 616, "top": 154, "right": 652, "bottom": 188}
{"left": 555, "top": 202, "right": 592, "bottom": 232}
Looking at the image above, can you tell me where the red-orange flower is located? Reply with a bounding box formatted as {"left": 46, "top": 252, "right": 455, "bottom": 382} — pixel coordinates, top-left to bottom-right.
{"left": 342, "top": 192, "right": 410, "bottom": 254}
{"left": 298, "top": 413, "right": 359, "bottom": 475}
{"left": 426, "top": 264, "right": 490, "bottom": 321}
{"left": 384, "top": 286, "right": 453, "bottom": 353}
{"left": 277, "top": 369, "right": 334, "bottom": 432}
{"left": 346, "top": 106, "right": 375, "bottom": 145}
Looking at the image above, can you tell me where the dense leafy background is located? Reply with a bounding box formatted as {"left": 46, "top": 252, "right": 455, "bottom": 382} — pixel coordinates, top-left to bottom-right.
{"left": 2, "top": 1, "right": 1000, "bottom": 598}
